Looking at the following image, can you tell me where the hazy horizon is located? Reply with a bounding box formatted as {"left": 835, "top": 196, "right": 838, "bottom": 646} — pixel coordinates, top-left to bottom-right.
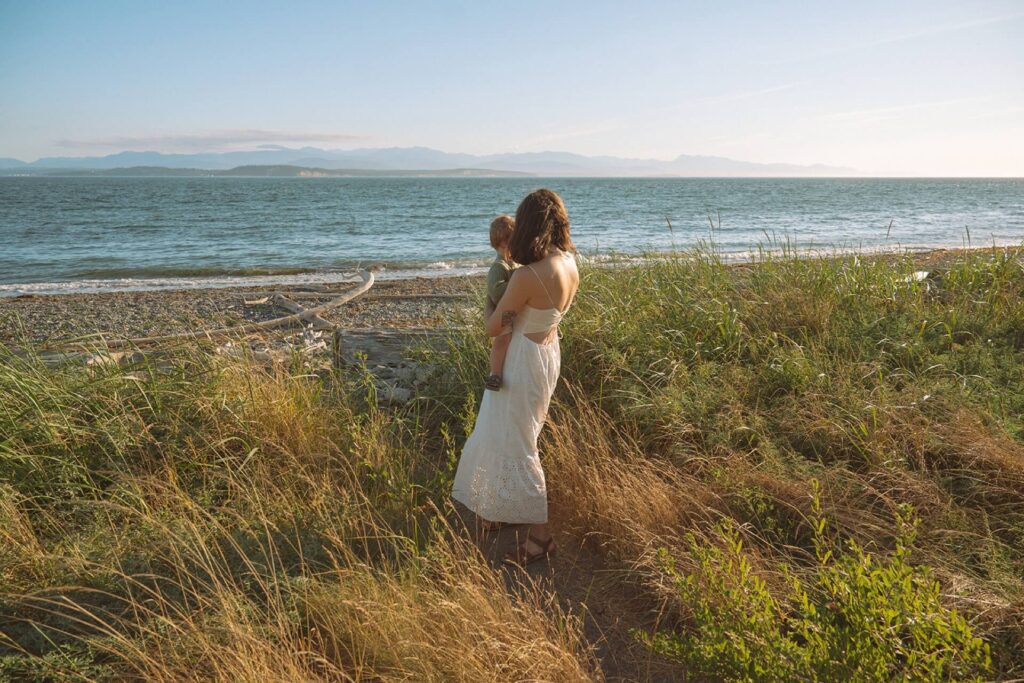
{"left": 0, "top": 144, "right": 864, "bottom": 177}
{"left": 2, "top": 1, "right": 1022, "bottom": 176}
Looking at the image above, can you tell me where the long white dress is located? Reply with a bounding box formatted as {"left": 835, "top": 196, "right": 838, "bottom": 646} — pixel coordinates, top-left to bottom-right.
{"left": 451, "top": 303, "right": 565, "bottom": 524}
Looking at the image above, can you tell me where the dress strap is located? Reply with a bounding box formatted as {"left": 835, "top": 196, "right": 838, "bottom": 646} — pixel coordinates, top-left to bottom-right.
{"left": 527, "top": 265, "right": 558, "bottom": 311}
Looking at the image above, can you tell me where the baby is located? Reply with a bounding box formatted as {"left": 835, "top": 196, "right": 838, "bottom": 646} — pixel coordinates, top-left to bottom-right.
{"left": 484, "top": 215, "right": 516, "bottom": 390}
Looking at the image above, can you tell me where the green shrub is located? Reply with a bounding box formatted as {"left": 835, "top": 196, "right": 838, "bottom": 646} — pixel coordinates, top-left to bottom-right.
{"left": 636, "top": 488, "right": 991, "bottom": 682}
{"left": 0, "top": 643, "right": 114, "bottom": 682}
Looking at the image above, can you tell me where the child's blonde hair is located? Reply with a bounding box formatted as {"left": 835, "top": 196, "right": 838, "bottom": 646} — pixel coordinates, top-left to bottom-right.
{"left": 489, "top": 215, "right": 515, "bottom": 250}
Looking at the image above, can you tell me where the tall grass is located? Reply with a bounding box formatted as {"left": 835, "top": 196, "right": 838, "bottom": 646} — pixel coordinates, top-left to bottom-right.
{"left": 0, "top": 347, "right": 597, "bottom": 681}
{"left": 3, "top": 242, "right": 1023, "bottom": 680}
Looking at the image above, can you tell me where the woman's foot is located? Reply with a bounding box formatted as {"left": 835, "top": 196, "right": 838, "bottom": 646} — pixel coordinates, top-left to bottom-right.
{"left": 503, "top": 533, "right": 557, "bottom": 566}
{"left": 484, "top": 374, "right": 502, "bottom": 391}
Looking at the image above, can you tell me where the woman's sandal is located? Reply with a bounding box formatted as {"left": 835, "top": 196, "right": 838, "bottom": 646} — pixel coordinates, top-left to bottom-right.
{"left": 484, "top": 374, "right": 502, "bottom": 391}
{"left": 503, "top": 534, "right": 557, "bottom": 567}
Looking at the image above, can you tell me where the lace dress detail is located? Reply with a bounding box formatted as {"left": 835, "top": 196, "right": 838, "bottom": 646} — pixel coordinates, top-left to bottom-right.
{"left": 451, "top": 266, "right": 569, "bottom": 524}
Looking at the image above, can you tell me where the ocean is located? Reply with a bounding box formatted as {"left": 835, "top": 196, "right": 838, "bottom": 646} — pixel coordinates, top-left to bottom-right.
{"left": 1, "top": 176, "right": 1022, "bottom": 295}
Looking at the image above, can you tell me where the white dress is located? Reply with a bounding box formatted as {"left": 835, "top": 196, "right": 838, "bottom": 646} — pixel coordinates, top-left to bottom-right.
{"left": 451, "top": 296, "right": 567, "bottom": 524}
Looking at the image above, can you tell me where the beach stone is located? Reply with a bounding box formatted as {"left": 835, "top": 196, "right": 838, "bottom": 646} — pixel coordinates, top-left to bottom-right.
{"left": 376, "top": 381, "right": 412, "bottom": 404}
{"left": 394, "top": 365, "right": 416, "bottom": 383}
{"left": 414, "top": 365, "right": 434, "bottom": 384}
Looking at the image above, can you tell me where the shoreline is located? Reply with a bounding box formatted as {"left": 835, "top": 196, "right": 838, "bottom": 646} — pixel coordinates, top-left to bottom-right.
{"left": 1, "top": 244, "right": 1020, "bottom": 347}
{"left": 3, "top": 239, "right": 1022, "bottom": 299}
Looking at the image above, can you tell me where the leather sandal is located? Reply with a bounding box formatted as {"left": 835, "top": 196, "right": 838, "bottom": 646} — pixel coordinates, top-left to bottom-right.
{"left": 503, "top": 534, "right": 557, "bottom": 566}
{"left": 484, "top": 374, "right": 503, "bottom": 391}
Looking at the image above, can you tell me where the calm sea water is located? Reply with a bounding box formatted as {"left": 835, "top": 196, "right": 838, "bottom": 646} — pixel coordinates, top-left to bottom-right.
{"left": 1, "top": 177, "right": 1022, "bottom": 295}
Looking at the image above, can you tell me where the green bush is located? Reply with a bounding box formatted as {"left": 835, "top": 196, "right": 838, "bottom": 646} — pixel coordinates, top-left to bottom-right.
{"left": 0, "top": 643, "right": 114, "bottom": 682}
{"left": 637, "top": 488, "right": 991, "bottom": 682}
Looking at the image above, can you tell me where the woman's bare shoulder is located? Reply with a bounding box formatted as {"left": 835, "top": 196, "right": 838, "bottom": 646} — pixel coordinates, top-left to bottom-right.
{"left": 553, "top": 252, "right": 578, "bottom": 278}
{"left": 508, "top": 263, "right": 542, "bottom": 295}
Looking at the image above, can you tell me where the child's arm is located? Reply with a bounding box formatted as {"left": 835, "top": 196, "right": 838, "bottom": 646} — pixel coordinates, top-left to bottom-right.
{"left": 486, "top": 260, "right": 513, "bottom": 306}
{"left": 485, "top": 270, "right": 528, "bottom": 338}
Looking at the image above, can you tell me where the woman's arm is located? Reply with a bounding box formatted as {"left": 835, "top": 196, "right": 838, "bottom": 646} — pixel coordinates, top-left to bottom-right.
{"left": 485, "top": 269, "right": 530, "bottom": 337}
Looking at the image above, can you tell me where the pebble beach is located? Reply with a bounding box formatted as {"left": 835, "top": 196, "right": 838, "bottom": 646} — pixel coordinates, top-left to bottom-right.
{"left": 0, "top": 274, "right": 481, "bottom": 347}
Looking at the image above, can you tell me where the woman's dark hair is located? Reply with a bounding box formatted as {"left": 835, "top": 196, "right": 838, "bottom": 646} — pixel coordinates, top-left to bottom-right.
{"left": 509, "top": 189, "right": 574, "bottom": 265}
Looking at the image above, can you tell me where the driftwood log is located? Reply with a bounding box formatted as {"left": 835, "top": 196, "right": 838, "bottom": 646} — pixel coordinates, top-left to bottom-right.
{"left": 333, "top": 326, "right": 453, "bottom": 367}
{"left": 366, "top": 293, "right": 473, "bottom": 301}
{"left": 270, "top": 294, "right": 334, "bottom": 330}
{"left": 239, "top": 291, "right": 470, "bottom": 302}
{"left": 93, "top": 270, "right": 375, "bottom": 348}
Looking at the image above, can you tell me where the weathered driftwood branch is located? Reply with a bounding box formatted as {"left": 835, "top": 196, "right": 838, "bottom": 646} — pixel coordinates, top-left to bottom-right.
{"left": 271, "top": 294, "right": 334, "bottom": 330}
{"left": 94, "top": 270, "right": 375, "bottom": 348}
{"left": 366, "top": 293, "right": 474, "bottom": 301}
{"left": 243, "top": 292, "right": 470, "bottom": 303}
{"left": 241, "top": 290, "right": 358, "bottom": 302}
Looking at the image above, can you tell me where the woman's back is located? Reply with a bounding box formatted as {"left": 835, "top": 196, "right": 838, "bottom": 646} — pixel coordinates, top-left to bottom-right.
{"left": 517, "top": 250, "right": 578, "bottom": 341}
{"left": 525, "top": 250, "right": 577, "bottom": 309}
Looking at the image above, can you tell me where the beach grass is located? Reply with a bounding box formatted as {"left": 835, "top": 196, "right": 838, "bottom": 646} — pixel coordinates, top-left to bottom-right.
{"left": 2, "top": 242, "right": 1023, "bottom": 680}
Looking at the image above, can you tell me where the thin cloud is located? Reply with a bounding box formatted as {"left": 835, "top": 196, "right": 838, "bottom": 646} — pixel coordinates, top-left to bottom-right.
{"left": 869, "top": 11, "right": 1024, "bottom": 47}
{"left": 694, "top": 81, "right": 806, "bottom": 105}
{"left": 655, "top": 81, "right": 807, "bottom": 115}
{"left": 56, "top": 129, "right": 365, "bottom": 151}
{"left": 962, "top": 105, "right": 1024, "bottom": 122}
{"left": 814, "top": 97, "right": 985, "bottom": 125}
{"left": 769, "top": 11, "right": 1024, "bottom": 66}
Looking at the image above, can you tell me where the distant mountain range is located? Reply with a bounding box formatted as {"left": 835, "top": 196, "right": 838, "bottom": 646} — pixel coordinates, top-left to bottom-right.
{"left": 14, "top": 165, "right": 529, "bottom": 178}
{"left": 0, "top": 146, "right": 858, "bottom": 177}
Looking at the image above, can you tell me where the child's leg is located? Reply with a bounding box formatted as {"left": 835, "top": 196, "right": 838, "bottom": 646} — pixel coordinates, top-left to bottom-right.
{"left": 485, "top": 332, "right": 512, "bottom": 390}
{"left": 490, "top": 332, "right": 511, "bottom": 376}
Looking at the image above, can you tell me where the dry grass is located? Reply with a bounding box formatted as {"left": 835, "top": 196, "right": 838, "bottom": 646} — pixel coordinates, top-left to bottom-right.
{"left": 0, "top": 349, "right": 599, "bottom": 681}
{"left": 3, "top": 244, "right": 1024, "bottom": 680}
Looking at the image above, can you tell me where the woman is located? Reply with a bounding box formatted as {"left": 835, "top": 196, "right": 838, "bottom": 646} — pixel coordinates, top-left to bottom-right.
{"left": 451, "top": 188, "right": 579, "bottom": 566}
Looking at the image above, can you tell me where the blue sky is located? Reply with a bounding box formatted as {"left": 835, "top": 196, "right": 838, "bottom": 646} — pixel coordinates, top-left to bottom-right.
{"left": 1, "top": 0, "right": 1021, "bottom": 174}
